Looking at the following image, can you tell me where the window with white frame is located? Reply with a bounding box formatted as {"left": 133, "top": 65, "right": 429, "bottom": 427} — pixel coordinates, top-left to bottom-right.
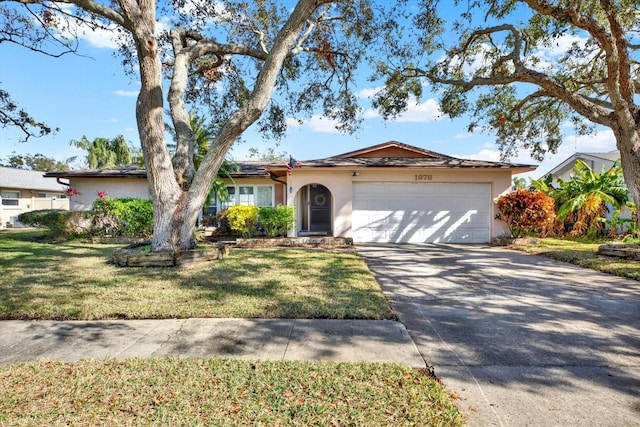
{"left": 220, "top": 186, "right": 235, "bottom": 210}
{"left": 237, "top": 186, "right": 254, "bottom": 205}
{"left": 1, "top": 190, "right": 20, "bottom": 207}
{"left": 214, "top": 185, "right": 274, "bottom": 211}
{"left": 256, "top": 186, "right": 273, "bottom": 207}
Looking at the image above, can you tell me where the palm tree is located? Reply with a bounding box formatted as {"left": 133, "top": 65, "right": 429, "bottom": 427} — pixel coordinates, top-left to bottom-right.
{"left": 552, "top": 159, "right": 629, "bottom": 236}
{"left": 166, "top": 114, "right": 238, "bottom": 209}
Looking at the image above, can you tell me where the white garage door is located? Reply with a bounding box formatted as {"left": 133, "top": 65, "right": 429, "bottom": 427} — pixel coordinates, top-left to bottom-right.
{"left": 352, "top": 182, "right": 491, "bottom": 243}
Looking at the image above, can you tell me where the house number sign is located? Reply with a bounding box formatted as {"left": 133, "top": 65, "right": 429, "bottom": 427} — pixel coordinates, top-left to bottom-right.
{"left": 414, "top": 174, "right": 433, "bottom": 181}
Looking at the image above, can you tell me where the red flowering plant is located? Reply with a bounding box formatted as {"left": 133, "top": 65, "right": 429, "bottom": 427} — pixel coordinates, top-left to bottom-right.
{"left": 97, "top": 190, "right": 108, "bottom": 199}
{"left": 66, "top": 187, "right": 79, "bottom": 197}
{"left": 496, "top": 189, "right": 556, "bottom": 238}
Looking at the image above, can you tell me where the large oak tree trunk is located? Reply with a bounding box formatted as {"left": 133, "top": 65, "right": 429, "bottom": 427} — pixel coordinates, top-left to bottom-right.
{"left": 132, "top": 0, "right": 326, "bottom": 253}
{"left": 131, "top": 2, "right": 184, "bottom": 253}
{"left": 615, "top": 123, "right": 640, "bottom": 224}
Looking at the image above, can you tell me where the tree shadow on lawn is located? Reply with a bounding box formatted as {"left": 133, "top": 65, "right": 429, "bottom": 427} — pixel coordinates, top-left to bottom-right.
{"left": 357, "top": 243, "right": 640, "bottom": 405}
{"left": 172, "top": 249, "right": 394, "bottom": 320}
{"left": 0, "top": 246, "right": 393, "bottom": 321}
{"left": 1, "top": 318, "right": 418, "bottom": 367}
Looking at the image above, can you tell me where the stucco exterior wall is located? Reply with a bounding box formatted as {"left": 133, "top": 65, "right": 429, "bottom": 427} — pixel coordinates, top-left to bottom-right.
{"left": 0, "top": 187, "right": 68, "bottom": 228}
{"left": 68, "top": 178, "right": 150, "bottom": 210}
{"left": 287, "top": 167, "right": 514, "bottom": 240}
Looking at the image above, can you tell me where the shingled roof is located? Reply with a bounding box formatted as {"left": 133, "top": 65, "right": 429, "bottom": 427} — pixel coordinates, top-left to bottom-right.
{"left": 44, "top": 141, "right": 536, "bottom": 179}
{"left": 269, "top": 141, "right": 535, "bottom": 173}
{"left": 0, "top": 167, "right": 68, "bottom": 192}
{"left": 44, "top": 162, "right": 276, "bottom": 179}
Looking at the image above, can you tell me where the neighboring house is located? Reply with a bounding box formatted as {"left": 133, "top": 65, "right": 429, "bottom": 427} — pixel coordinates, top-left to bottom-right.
{"left": 46, "top": 141, "right": 535, "bottom": 243}
{"left": 543, "top": 151, "right": 620, "bottom": 184}
{"left": 541, "top": 150, "right": 631, "bottom": 227}
{"left": 0, "top": 166, "right": 69, "bottom": 229}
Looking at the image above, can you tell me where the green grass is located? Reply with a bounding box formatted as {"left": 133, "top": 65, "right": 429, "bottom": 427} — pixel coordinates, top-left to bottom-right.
{"left": 0, "top": 230, "right": 393, "bottom": 320}
{"left": 0, "top": 358, "right": 464, "bottom": 426}
{"left": 514, "top": 237, "right": 640, "bottom": 281}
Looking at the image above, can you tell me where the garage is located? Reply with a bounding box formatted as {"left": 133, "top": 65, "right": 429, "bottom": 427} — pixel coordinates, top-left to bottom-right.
{"left": 352, "top": 182, "right": 492, "bottom": 243}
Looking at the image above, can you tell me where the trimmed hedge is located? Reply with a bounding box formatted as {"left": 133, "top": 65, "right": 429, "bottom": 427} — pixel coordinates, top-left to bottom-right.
{"left": 224, "top": 205, "right": 295, "bottom": 238}
{"left": 17, "top": 198, "right": 153, "bottom": 239}
{"left": 226, "top": 205, "right": 260, "bottom": 237}
{"left": 258, "top": 206, "right": 295, "bottom": 237}
{"left": 92, "top": 198, "right": 153, "bottom": 238}
{"left": 18, "top": 210, "right": 91, "bottom": 237}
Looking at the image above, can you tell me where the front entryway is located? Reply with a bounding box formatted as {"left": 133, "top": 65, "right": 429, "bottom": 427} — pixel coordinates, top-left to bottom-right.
{"left": 298, "top": 184, "right": 332, "bottom": 235}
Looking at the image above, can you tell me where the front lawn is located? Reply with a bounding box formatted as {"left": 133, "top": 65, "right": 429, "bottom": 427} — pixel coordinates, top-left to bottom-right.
{"left": 514, "top": 237, "right": 640, "bottom": 281}
{"left": 0, "top": 358, "right": 464, "bottom": 426}
{"left": 0, "top": 230, "right": 393, "bottom": 320}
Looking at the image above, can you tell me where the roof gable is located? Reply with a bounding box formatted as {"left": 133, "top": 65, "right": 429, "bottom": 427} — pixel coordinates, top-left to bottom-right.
{"left": 333, "top": 141, "right": 453, "bottom": 160}
{"left": 545, "top": 151, "right": 620, "bottom": 178}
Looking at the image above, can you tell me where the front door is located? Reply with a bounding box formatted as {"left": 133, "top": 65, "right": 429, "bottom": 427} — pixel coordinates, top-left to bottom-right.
{"left": 299, "top": 184, "right": 332, "bottom": 235}
{"left": 309, "top": 185, "right": 331, "bottom": 233}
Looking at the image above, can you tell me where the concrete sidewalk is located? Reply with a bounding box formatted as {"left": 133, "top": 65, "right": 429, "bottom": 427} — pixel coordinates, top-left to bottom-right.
{"left": 0, "top": 318, "right": 426, "bottom": 368}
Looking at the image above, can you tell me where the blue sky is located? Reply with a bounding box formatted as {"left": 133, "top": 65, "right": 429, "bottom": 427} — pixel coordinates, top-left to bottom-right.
{"left": 0, "top": 4, "right": 619, "bottom": 181}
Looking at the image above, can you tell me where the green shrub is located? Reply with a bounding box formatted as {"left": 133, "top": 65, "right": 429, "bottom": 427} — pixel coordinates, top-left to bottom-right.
{"left": 92, "top": 198, "right": 153, "bottom": 238}
{"left": 212, "top": 210, "right": 237, "bottom": 236}
{"left": 258, "top": 205, "right": 295, "bottom": 237}
{"left": 17, "top": 210, "right": 91, "bottom": 237}
{"left": 226, "top": 205, "right": 259, "bottom": 237}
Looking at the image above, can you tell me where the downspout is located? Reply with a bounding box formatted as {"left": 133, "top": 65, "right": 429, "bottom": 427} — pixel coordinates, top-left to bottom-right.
{"left": 269, "top": 172, "right": 288, "bottom": 203}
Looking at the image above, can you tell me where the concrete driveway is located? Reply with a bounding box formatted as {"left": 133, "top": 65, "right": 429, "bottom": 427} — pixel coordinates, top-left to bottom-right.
{"left": 357, "top": 244, "right": 640, "bottom": 427}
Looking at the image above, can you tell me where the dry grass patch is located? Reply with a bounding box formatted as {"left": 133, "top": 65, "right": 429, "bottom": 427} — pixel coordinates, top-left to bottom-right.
{"left": 0, "top": 230, "right": 393, "bottom": 320}
{"left": 0, "top": 358, "right": 464, "bottom": 426}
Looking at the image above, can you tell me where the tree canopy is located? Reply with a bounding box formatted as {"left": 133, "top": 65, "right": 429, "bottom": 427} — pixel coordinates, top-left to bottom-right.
{"left": 69, "top": 135, "right": 133, "bottom": 169}
{"left": 0, "top": 152, "right": 69, "bottom": 171}
{"left": 375, "top": 0, "right": 640, "bottom": 216}
{"left": 0, "top": 88, "right": 58, "bottom": 142}
{"left": 0, "top": 0, "right": 392, "bottom": 252}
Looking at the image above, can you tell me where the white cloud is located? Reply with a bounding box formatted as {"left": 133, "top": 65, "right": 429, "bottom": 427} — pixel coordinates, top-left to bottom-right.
{"left": 52, "top": 6, "right": 120, "bottom": 50}
{"left": 356, "top": 87, "right": 382, "bottom": 99}
{"left": 362, "top": 109, "right": 381, "bottom": 119}
{"left": 285, "top": 115, "right": 341, "bottom": 134}
{"left": 394, "top": 98, "right": 444, "bottom": 123}
{"left": 569, "top": 129, "right": 617, "bottom": 152}
{"left": 362, "top": 97, "right": 444, "bottom": 123}
{"left": 114, "top": 90, "right": 139, "bottom": 97}
{"left": 454, "top": 131, "right": 473, "bottom": 139}
{"left": 457, "top": 129, "right": 617, "bottom": 181}
{"left": 306, "top": 116, "right": 342, "bottom": 134}
{"left": 102, "top": 118, "right": 118, "bottom": 123}
{"left": 542, "top": 34, "right": 586, "bottom": 57}
{"left": 526, "top": 34, "right": 590, "bottom": 71}
{"left": 285, "top": 118, "right": 303, "bottom": 128}
{"left": 79, "top": 25, "right": 120, "bottom": 49}
{"left": 455, "top": 148, "right": 502, "bottom": 162}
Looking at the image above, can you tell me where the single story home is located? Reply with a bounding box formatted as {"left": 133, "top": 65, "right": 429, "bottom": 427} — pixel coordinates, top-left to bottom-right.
{"left": 0, "top": 166, "right": 70, "bottom": 228}
{"left": 543, "top": 151, "right": 620, "bottom": 183}
{"left": 46, "top": 141, "right": 535, "bottom": 243}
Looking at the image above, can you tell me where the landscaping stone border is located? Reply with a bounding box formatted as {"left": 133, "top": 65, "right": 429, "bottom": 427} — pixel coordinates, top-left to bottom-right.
{"left": 598, "top": 244, "right": 640, "bottom": 260}
{"left": 112, "top": 242, "right": 230, "bottom": 267}
{"left": 235, "top": 236, "right": 353, "bottom": 248}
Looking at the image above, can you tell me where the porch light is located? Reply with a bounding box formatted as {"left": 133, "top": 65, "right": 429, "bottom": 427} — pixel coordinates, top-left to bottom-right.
{"left": 351, "top": 172, "right": 360, "bottom": 177}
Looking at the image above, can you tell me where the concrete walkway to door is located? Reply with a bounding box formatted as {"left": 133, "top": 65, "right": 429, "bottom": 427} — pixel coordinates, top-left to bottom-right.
{"left": 357, "top": 244, "right": 640, "bottom": 427}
